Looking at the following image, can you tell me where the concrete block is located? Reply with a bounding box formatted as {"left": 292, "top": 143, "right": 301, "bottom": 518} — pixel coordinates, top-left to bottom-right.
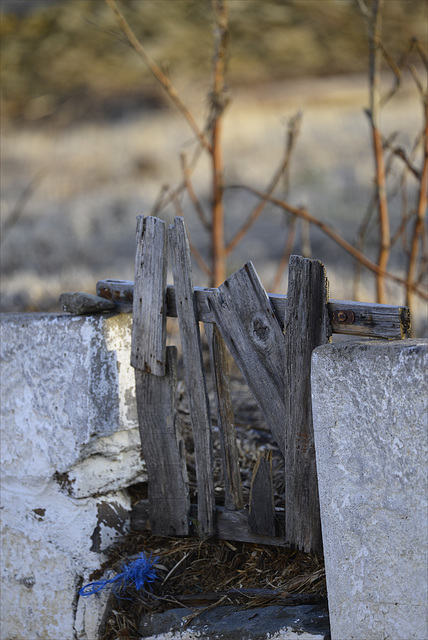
{"left": 311, "top": 339, "right": 428, "bottom": 640}
{"left": 0, "top": 312, "right": 146, "bottom": 639}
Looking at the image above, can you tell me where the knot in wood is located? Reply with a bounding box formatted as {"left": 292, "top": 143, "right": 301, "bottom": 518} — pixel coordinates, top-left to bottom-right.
{"left": 252, "top": 314, "right": 271, "bottom": 346}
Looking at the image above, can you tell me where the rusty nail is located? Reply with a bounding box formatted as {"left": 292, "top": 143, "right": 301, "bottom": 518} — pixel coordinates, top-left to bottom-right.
{"left": 333, "top": 309, "right": 355, "bottom": 325}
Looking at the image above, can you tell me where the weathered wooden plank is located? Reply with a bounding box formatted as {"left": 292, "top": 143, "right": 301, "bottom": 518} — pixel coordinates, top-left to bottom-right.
{"left": 98, "top": 280, "right": 410, "bottom": 339}
{"left": 204, "top": 322, "right": 244, "bottom": 511}
{"left": 131, "top": 215, "right": 167, "bottom": 376}
{"left": 135, "top": 346, "right": 189, "bottom": 536}
{"left": 248, "top": 451, "right": 276, "bottom": 537}
{"left": 168, "top": 217, "right": 215, "bottom": 537}
{"left": 328, "top": 298, "right": 410, "bottom": 338}
{"left": 207, "top": 262, "right": 286, "bottom": 455}
{"left": 284, "top": 255, "right": 330, "bottom": 554}
{"left": 131, "top": 500, "right": 289, "bottom": 547}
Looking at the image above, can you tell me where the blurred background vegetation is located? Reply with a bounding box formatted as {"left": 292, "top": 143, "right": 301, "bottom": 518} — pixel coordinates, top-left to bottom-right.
{"left": 1, "top": 0, "right": 426, "bottom": 126}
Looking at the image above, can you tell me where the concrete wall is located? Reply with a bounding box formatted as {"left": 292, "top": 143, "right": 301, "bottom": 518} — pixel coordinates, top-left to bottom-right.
{"left": 1, "top": 312, "right": 146, "bottom": 640}
{"left": 312, "top": 339, "right": 428, "bottom": 640}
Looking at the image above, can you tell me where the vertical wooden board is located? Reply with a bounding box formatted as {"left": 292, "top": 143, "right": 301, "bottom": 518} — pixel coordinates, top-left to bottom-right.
{"left": 135, "top": 346, "right": 190, "bottom": 536}
{"left": 204, "top": 322, "right": 244, "bottom": 511}
{"left": 168, "top": 217, "right": 215, "bottom": 537}
{"left": 248, "top": 451, "right": 276, "bottom": 537}
{"left": 207, "top": 261, "right": 286, "bottom": 456}
{"left": 284, "top": 255, "right": 331, "bottom": 554}
{"left": 131, "top": 215, "right": 167, "bottom": 376}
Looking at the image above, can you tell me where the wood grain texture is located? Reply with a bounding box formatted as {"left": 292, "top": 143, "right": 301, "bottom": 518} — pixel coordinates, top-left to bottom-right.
{"left": 284, "top": 255, "right": 330, "bottom": 554}
{"left": 131, "top": 216, "right": 167, "bottom": 375}
{"left": 168, "top": 217, "right": 215, "bottom": 537}
{"left": 204, "top": 322, "right": 244, "bottom": 511}
{"left": 98, "top": 279, "right": 410, "bottom": 339}
{"left": 135, "top": 346, "right": 189, "bottom": 536}
{"left": 248, "top": 451, "right": 276, "bottom": 537}
{"left": 131, "top": 500, "right": 289, "bottom": 547}
{"left": 207, "top": 261, "right": 286, "bottom": 455}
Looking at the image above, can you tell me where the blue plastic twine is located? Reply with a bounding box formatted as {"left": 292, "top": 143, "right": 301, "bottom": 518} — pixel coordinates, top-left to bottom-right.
{"left": 79, "top": 551, "right": 159, "bottom": 598}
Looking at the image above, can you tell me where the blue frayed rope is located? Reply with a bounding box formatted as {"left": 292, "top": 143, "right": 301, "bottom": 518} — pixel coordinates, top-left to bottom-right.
{"left": 79, "top": 551, "right": 159, "bottom": 598}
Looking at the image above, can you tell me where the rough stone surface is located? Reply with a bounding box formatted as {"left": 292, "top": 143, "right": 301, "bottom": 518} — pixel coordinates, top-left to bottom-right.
{"left": 0, "top": 312, "right": 146, "bottom": 640}
{"left": 311, "top": 339, "right": 428, "bottom": 640}
{"left": 139, "top": 604, "right": 330, "bottom": 640}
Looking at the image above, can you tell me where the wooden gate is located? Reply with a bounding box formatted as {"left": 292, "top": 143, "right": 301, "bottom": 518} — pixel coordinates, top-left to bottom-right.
{"left": 97, "top": 215, "right": 410, "bottom": 554}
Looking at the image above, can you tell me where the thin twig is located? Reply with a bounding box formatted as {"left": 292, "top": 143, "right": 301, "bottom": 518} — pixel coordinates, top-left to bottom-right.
{"left": 1, "top": 169, "right": 46, "bottom": 245}
{"left": 171, "top": 194, "right": 213, "bottom": 280}
{"left": 232, "top": 184, "right": 428, "bottom": 301}
{"left": 209, "top": 0, "right": 230, "bottom": 286}
{"left": 270, "top": 216, "right": 297, "bottom": 293}
{"left": 406, "top": 98, "right": 428, "bottom": 309}
{"left": 105, "top": 0, "right": 211, "bottom": 153}
{"left": 225, "top": 110, "right": 302, "bottom": 256}
{"left": 180, "top": 152, "right": 211, "bottom": 231}
{"left": 367, "top": 0, "right": 390, "bottom": 303}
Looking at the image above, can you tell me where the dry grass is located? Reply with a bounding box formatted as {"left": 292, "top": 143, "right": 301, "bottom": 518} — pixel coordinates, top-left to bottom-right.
{"left": 98, "top": 531, "right": 326, "bottom": 640}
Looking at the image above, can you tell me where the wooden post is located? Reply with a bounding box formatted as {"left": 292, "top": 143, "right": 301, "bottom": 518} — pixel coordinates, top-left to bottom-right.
{"left": 204, "top": 322, "right": 244, "bottom": 511}
{"left": 168, "top": 217, "right": 215, "bottom": 537}
{"left": 135, "top": 347, "right": 189, "bottom": 536}
{"left": 131, "top": 216, "right": 167, "bottom": 375}
{"left": 131, "top": 215, "right": 189, "bottom": 536}
{"left": 284, "top": 255, "right": 331, "bottom": 554}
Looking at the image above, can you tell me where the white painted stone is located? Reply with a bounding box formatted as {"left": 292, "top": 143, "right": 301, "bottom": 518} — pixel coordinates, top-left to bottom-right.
{"left": 311, "top": 339, "right": 428, "bottom": 640}
{"left": 0, "top": 312, "right": 146, "bottom": 640}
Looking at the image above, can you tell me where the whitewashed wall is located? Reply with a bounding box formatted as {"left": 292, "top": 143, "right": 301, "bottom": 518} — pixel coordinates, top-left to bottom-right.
{"left": 1, "top": 312, "right": 146, "bottom": 640}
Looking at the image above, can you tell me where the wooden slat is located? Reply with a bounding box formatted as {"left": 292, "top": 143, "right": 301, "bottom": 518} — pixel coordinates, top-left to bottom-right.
{"left": 135, "top": 346, "right": 189, "bottom": 536}
{"left": 284, "top": 255, "right": 330, "bottom": 554}
{"left": 97, "top": 279, "right": 410, "bottom": 339}
{"left": 130, "top": 216, "right": 167, "bottom": 375}
{"left": 131, "top": 500, "right": 289, "bottom": 547}
{"left": 248, "top": 451, "right": 276, "bottom": 537}
{"left": 204, "top": 322, "right": 244, "bottom": 511}
{"left": 168, "top": 217, "right": 215, "bottom": 538}
{"left": 207, "top": 262, "right": 286, "bottom": 455}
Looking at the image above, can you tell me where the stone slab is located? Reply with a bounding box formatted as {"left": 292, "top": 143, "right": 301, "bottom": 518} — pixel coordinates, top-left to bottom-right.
{"left": 311, "top": 339, "right": 428, "bottom": 640}
{"left": 139, "top": 604, "right": 330, "bottom": 640}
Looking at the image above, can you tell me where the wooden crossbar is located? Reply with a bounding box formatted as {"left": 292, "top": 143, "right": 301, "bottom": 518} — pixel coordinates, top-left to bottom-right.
{"left": 97, "top": 277, "right": 411, "bottom": 339}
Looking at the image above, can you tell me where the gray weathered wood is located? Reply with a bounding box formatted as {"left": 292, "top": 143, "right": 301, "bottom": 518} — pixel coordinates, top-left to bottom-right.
{"left": 98, "top": 279, "right": 410, "bottom": 339}
{"left": 168, "top": 217, "right": 215, "bottom": 537}
{"left": 131, "top": 216, "right": 167, "bottom": 376}
{"left": 284, "top": 255, "right": 330, "bottom": 554}
{"left": 131, "top": 500, "right": 289, "bottom": 546}
{"left": 248, "top": 451, "right": 276, "bottom": 537}
{"left": 59, "top": 292, "right": 116, "bottom": 315}
{"left": 204, "top": 322, "right": 244, "bottom": 511}
{"left": 135, "top": 346, "right": 189, "bottom": 536}
{"left": 207, "top": 262, "right": 286, "bottom": 455}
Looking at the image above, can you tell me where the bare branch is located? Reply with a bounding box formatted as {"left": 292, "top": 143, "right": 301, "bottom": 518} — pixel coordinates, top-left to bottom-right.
{"left": 1, "top": 169, "right": 45, "bottom": 245}
{"left": 104, "top": 0, "right": 211, "bottom": 153}
{"left": 406, "top": 100, "right": 428, "bottom": 309}
{"left": 180, "top": 152, "right": 211, "bottom": 232}
{"left": 225, "top": 110, "right": 302, "bottom": 256}
{"left": 171, "top": 194, "right": 213, "bottom": 280}
{"left": 233, "top": 184, "right": 428, "bottom": 301}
